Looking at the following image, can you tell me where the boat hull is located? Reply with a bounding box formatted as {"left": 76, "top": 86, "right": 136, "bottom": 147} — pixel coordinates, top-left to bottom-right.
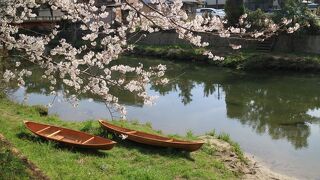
{"left": 99, "top": 120, "right": 204, "bottom": 152}
{"left": 25, "top": 121, "right": 116, "bottom": 150}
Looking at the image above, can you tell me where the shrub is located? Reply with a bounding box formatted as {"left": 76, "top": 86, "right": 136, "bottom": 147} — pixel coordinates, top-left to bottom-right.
{"left": 273, "top": 0, "right": 320, "bottom": 35}
{"left": 225, "top": 0, "right": 245, "bottom": 26}
{"left": 246, "top": 9, "right": 270, "bottom": 31}
{"left": 317, "top": 7, "right": 320, "bottom": 16}
{"left": 32, "top": 105, "right": 48, "bottom": 116}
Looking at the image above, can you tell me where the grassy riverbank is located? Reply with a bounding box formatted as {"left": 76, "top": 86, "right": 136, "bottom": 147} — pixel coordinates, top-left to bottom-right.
{"left": 0, "top": 136, "right": 35, "bottom": 179}
{"left": 129, "top": 45, "right": 320, "bottom": 72}
{"left": 0, "top": 95, "right": 245, "bottom": 179}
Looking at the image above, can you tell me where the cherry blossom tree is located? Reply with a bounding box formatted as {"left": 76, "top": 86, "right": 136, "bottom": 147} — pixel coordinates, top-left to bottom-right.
{"left": 0, "top": 0, "right": 300, "bottom": 118}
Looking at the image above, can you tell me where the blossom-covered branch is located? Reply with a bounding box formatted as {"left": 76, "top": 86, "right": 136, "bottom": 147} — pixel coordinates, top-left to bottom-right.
{"left": 0, "top": 0, "right": 301, "bottom": 118}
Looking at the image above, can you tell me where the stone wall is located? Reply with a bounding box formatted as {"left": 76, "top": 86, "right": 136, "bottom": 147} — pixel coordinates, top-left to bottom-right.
{"left": 274, "top": 35, "right": 320, "bottom": 55}
{"left": 134, "top": 31, "right": 257, "bottom": 51}
{"left": 133, "top": 31, "right": 320, "bottom": 55}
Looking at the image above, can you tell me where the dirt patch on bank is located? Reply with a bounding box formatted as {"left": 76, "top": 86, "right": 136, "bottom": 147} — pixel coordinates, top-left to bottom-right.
{"left": 199, "top": 136, "right": 297, "bottom": 180}
{"left": 0, "top": 133, "right": 49, "bottom": 180}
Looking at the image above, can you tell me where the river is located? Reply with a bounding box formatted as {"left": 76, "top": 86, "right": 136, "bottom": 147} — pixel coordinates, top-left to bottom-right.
{"left": 7, "top": 57, "right": 320, "bottom": 179}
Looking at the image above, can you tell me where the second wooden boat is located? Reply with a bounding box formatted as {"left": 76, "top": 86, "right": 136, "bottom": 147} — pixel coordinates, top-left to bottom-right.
{"left": 24, "top": 121, "right": 116, "bottom": 150}
{"left": 99, "top": 120, "right": 204, "bottom": 152}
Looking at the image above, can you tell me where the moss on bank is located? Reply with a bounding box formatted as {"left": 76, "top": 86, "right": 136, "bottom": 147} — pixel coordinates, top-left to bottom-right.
{"left": 129, "top": 45, "right": 320, "bottom": 72}
{"left": 0, "top": 95, "right": 244, "bottom": 179}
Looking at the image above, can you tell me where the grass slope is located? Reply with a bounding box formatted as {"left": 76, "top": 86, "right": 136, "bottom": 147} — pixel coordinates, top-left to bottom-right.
{"left": 0, "top": 97, "right": 238, "bottom": 180}
{"left": 0, "top": 139, "right": 34, "bottom": 179}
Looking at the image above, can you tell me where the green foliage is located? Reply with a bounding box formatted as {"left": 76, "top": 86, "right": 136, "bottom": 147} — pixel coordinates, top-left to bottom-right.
{"left": 130, "top": 45, "right": 208, "bottom": 62}
{"left": 305, "top": 15, "right": 320, "bottom": 35}
{"left": 131, "top": 45, "right": 320, "bottom": 72}
{"left": 186, "top": 130, "right": 195, "bottom": 139}
{"left": 32, "top": 105, "right": 48, "bottom": 117}
{"left": 274, "top": 0, "right": 320, "bottom": 35}
{"left": 0, "top": 91, "right": 5, "bottom": 99}
{"left": 225, "top": 0, "right": 245, "bottom": 26}
{"left": 246, "top": 9, "right": 270, "bottom": 31}
{"left": 206, "top": 129, "right": 216, "bottom": 137}
{"left": 217, "top": 133, "right": 230, "bottom": 142}
{"left": 220, "top": 50, "right": 320, "bottom": 71}
{"left": 145, "top": 121, "right": 152, "bottom": 128}
{"left": 217, "top": 133, "right": 246, "bottom": 163}
{"left": 317, "top": 7, "right": 320, "bottom": 16}
{"left": 201, "top": 144, "right": 216, "bottom": 155}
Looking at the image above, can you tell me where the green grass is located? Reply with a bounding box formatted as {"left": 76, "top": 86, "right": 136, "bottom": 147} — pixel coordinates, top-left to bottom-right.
{"left": 217, "top": 133, "right": 246, "bottom": 164}
{"left": 0, "top": 96, "right": 240, "bottom": 179}
{"left": 129, "top": 45, "right": 208, "bottom": 62}
{"left": 0, "top": 140, "right": 34, "bottom": 180}
{"left": 225, "top": 51, "right": 320, "bottom": 71}
{"left": 205, "top": 130, "right": 216, "bottom": 137}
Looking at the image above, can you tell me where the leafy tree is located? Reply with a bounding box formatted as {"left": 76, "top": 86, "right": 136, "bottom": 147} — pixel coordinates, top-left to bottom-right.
{"left": 246, "top": 8, "right": 269, "bottom": 31}
{"left": 225, "top": 0, "right": 245, "bottom": 26}
{"left": 275, "top": 0, "right": 320, "bottom": 34}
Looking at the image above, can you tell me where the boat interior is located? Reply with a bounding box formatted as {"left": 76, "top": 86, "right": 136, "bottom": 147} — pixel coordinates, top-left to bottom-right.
{"left": 26, "top": 122, "right": 106, "bottom": 145}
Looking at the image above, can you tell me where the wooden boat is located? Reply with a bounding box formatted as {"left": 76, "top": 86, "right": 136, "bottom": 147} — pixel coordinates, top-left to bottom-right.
{"left": 99, "top": 120, "right": 204, "bottom": 152}
{"left": 24, "top": 121, "right": 116, "bottom": 150}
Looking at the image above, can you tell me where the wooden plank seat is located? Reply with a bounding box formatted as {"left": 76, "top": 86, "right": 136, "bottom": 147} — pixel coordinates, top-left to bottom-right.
{"left": 82, "top": 137, "right": 94, "bottom": 144}
{"left": 47, "top": 130, "right": 61, "bottom": 138}
{"left": 36, "top": 126, "right": 51, "bottom": 133}
{"left": 51, "top": 135, "right": 64, "bottom": 141}
{"left": 126, "top": 131, "right": 136, "bottom": 134}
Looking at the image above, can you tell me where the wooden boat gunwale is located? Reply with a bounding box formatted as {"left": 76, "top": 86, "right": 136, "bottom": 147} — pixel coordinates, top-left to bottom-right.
{"left": 24, "top": 121, "right": 117, "bottom": 148}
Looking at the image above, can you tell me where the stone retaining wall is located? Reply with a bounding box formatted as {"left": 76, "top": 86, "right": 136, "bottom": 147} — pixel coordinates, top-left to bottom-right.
{"left": 274, "top": 35, "right": 320, "bottom": 54}
{"left": 133, "top": 32, "right": 257, "bottom": 51}
{"left": 133, "top": 32, "right": 320, "bottom": 54}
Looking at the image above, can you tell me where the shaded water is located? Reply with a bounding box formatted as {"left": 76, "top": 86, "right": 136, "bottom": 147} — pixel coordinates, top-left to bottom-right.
{"left": 7, "top": 57, "right": 320, "bottom": 179}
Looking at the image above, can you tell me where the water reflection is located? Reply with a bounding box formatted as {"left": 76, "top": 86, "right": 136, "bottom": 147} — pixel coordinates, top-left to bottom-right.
{"left": 149, "top": 62, "right": 320, "bottom": 149}
{"left": 223, "top": 78, "right": 320, "bottom": 149}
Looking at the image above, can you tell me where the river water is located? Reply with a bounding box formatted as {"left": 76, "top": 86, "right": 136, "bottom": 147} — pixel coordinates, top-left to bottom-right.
{"left": 7, "top": 57, "right": 320, "bottom": 179}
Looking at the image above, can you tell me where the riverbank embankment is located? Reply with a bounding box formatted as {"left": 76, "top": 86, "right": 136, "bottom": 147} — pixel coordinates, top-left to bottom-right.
{"left": 128, "top": 45, "right": 320, "bottom": 72}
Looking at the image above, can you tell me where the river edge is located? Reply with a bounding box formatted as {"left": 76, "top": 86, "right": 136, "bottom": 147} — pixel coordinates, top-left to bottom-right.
{"left": 200, "top": 136, "right": 297, "bottom": 180}
{"left": 0, "top": 94, "right": 297, "bottom": 179}
{"left": 127, "top": 45, "right": 320, "bottom": 72}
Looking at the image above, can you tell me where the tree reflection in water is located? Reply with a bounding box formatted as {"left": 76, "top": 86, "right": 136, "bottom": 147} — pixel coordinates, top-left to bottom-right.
{"left": 223, "top": 77, "right": 320, "bottom": 149}
{"left": 151, "top": 63, "right": 320, "bottom": 149}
